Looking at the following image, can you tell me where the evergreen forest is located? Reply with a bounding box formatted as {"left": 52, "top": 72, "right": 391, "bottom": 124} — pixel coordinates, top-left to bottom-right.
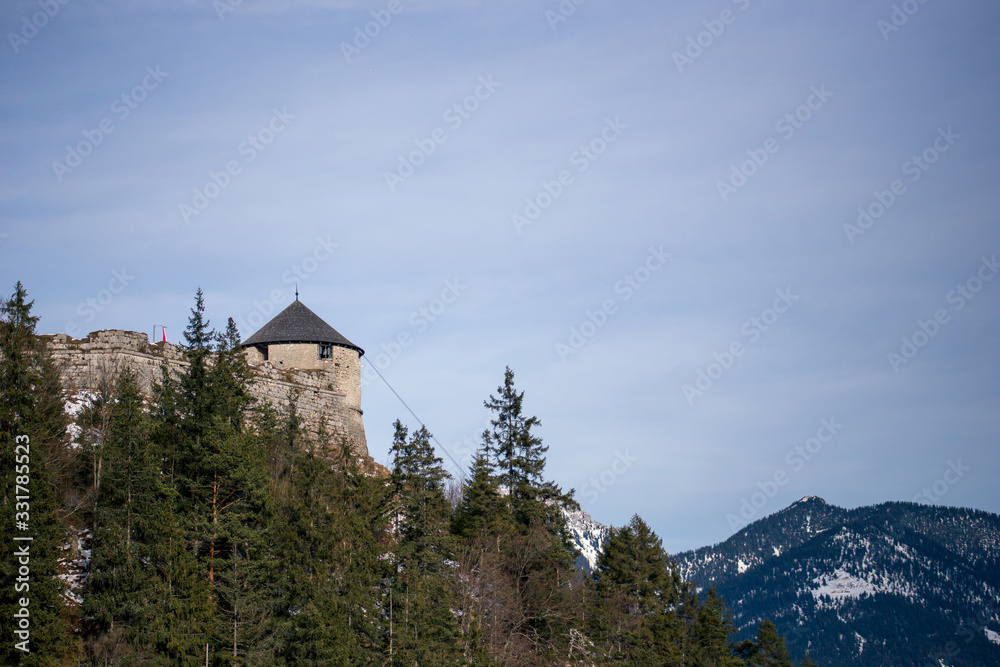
{"left": 1, "top": 283, "right": 815, "bottom": 666}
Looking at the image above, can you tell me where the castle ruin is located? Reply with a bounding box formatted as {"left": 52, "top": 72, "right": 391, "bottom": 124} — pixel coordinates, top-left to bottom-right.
{"left": 43, "top": 299, "right": 369, "bottom": 460}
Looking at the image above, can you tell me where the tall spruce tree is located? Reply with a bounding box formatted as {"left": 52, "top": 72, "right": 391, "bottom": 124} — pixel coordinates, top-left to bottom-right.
{"left": 451, "top": 449, "right": 512, "bottom": 540}
{"left": 211, "top": 317, "right": 255, "bottom": 433}
{"left": 747, "top": 619, "right": 794, "bottom": 667}
{"left": 453, "top": 369, "right": 584, "bottom": 662}
{"left": 179, "top": 287, "right": 215, "bottom": 432}
{"left": 270, "top": 431, "right": 387, "bottom": 664}
{"left": 0, "top": 283, "right": 78, "bottom": 665}
{"left": 482, "top": 367, "right": 544, "bottom": 515}
{"left": 388, "top": 420, "right": 452, "bottom": 569}
{"left": 692, "top": 588, "right": 743, "bottom": 666}
{"left": 591, "top": 514, "right": 695, "bottom": 663}
{"left": 84, "top": 370, "right": 164, "bottom": 654}
{"left": 151, "top": 289, "right": 274, "bottom": 663}
{"left": 480, "top": 367, "right": 574, "bottom": 536}
{"left": 385, "top": 421, "right": 461, "bottom": 664}
{"left": 594, "top": 514, "right": 681, "bottom": 616}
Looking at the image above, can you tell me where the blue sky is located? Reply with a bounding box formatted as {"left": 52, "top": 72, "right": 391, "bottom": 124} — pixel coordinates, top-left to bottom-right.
{"left": 2, "top": 0, "right": 998, "bottom": 553}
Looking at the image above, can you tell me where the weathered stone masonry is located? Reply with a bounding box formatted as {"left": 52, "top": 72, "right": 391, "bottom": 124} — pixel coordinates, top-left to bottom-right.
{"left": 43, "top": 329, "right": 369, "bottom": 460}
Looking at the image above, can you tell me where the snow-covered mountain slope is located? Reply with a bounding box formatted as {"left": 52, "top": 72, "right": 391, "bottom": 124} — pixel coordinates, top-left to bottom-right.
{"left": 674, "top": 498, "right": 1000, "bottom": 667}
{"left": 561, "top": 505, "right": 610, "bottom": 573}
{"left": 675, "top": 496, "right": 848, "bottom": 586}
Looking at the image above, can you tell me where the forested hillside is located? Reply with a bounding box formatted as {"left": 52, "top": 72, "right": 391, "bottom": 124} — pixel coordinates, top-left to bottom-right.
{"left": 1, "top": 282, "right": 810, "bottom": 666}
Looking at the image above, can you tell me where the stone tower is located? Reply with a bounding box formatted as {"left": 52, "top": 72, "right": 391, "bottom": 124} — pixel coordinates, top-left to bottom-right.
{"left": 241, "top": 298, "right": 366, "bottom": 454}
{"left": 44, "top": 299, "right": 369, "bottom": 463}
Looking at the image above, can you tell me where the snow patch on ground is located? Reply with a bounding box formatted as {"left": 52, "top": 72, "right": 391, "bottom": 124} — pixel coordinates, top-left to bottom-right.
{"left": 772, "top": 546, "right": 781, "bottom": 557}
{"left": 985, "top": 628, "right": 1000, "bottom": 645}
{"left": 855, "top": 631, "right": 866, "bottom": 655}
{"left": 811, "top": 569, "right": 876, "bottom": 607}
{"left": 64, "top": 391, "right": 98, "bottom": 418}
{"left": 63, "top": 392, "right": 99, "bottom": 448}
{"left": 737, "top": 558, "right": 749, "bottom": 574}
{"left": 808, "top": 565, "right": 919, "bottom": 610}
{"left": 58, "top": 528, "right": 92, "bottom": 606}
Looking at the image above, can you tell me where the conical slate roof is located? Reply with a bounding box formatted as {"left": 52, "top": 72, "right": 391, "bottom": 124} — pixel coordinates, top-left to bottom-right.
{"left": 242, "top": 300, "right": 363, "bottom": 354}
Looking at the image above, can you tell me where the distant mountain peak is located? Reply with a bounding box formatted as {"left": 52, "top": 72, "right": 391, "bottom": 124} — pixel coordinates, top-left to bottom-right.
{"left": 674, "top": 500, "right": 1000, "bottom": 666}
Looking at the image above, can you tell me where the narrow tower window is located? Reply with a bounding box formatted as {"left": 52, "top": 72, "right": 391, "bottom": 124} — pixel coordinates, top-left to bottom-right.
{"left": 319, "top": 343, "right": 333, "bottom": 359}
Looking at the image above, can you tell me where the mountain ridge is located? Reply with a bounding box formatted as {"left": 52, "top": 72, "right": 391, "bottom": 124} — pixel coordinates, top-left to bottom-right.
{"left": 563, "top": 496, "right": 1000, "bottom": 665}
{"left": 672, "top": 497, "right": 1000, "bottom": 666}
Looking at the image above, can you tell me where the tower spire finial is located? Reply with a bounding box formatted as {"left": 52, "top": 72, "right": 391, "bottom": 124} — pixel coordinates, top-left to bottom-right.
{"left": 295, "top": 283, "right": 299, "bottom": 301}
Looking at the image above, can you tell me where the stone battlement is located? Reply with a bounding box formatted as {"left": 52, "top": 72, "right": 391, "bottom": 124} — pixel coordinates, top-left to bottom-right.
{"left": 42, "top": 329, "right": 368, "bottom": 460}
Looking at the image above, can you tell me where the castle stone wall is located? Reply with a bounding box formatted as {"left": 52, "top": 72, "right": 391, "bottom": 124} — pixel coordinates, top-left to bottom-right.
{"left": 42, "top": 330, "right": 369, "bottom": 461}
{"left": 269, "top": 342, "right": 322, "bottom": 370}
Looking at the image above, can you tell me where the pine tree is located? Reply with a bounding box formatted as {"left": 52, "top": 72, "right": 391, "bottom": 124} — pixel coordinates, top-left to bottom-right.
{"left": 480, "top": 367, "right": 574, "bottom": 538}
{"left": 591, "top": 514, "right": 689, "bottom": 663}
{"left": 388, "top": 420, "right": 452, "bottom": 568}
{"left": 84, "top": 371, "right": 164, "bottom": 655}
{"left": 594, "top": 514, "right": 681, "bottom": 616}
{"left": 385, "top": 421, "right": 461, "bottom": 664}
{"left": 482, "top": 367, "right": 544, "bottom": 524}
{"left": 272, "top": 434, "right": 387, "bottom": 664}
{"left": 693, "top": 588, "right": 743, "bottom": 666}
{"left": 150, "top": 289, "right": 275, "bottom": 662}
{"left": 179, "top": 287, "right": 215, "bottom": 432}
{"left": 211, "top": 317, "right": 255, "bottom": 432}
{"left": 451, "top": 368, "right": 586, "bottom": 662}
{"left": 747, "top": 619, "right": 793, "bottom": 667}
{"left": 0, "top": 282, "right": 78, "bottom": 665}
{"left": 175, "top": 292, "right": 271, "bottom": 589}
{"left": 451, "top": 448, "right": 513, "bottom": 540}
